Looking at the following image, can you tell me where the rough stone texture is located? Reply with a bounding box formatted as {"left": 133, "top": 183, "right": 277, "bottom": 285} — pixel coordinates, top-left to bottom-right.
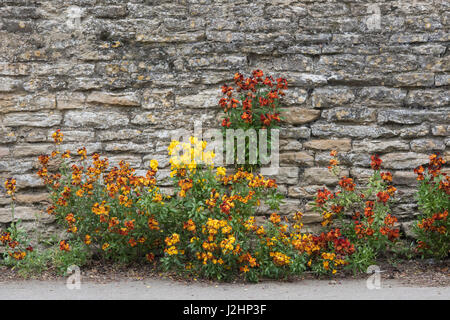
{"left": 0, "top": 0, "right": 448, "bottom": 232}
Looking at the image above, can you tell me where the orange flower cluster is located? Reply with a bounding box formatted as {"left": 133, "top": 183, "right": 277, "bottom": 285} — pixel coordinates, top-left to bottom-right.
{"left": 380, "top": 214, "right": 400, "bottom": 241}
{"left": 221, "top": 169, "right": 277, "bottom": 189}
{"left": 291, "top": 228, "right": 354, "bottom": 274}
{"left": 339, "top": 176, "right": 355, "bottom": 192}
{"left": 1, "top": 232, "right": 33, "bottom": 260}
{"left": 353, "top": 201, "right": 399, "bottom": 241}
{"left": 52, "top": 129, "right": 63, "bottom": 145}
{"left": 414, "top": 154, "right": 449, "bottom": 195}
{"left": 238, "top": 252, "right": 258, "bottom": 272}
{"left": 328, "top": 150, "right": 339, "bottom": 171}
{"left": 178, "top": 178, "right": 193, "bottom": 197}
{"left": 59, "top": 240, "right": 70, "bottom": 252}
{"left": 192, "top": 218, "right": 238, "bottom": 266}
{"left": 417, "top": 210, "right": 448, "bottom": 235}
{"left": 183, "top": 219, "right": 196, "bottom": 233}
{"left": 381, "top": 172, "right": 392, "bottom": 182}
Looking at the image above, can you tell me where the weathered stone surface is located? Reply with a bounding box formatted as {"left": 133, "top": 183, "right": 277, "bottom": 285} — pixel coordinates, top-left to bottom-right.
{"left": 435, "top": 74, "right": 450, "bottom": 86}
{"left": 349, "top": 168, "right": 374, "bottom": 184}
{"left": 64, "top": 110, "right": 129, "bottom": 129}
{"left": 59, "top": 143, "right": 103, "bottom": 155}
{"left": 3, "top": 112, "right": 62, "bottom": 127}
{"left": 401, "top": 221, "right": 417, "bottom": 239}
{"left": 16, "top": 193, "right": 49, "bottom": 204}
{"left": 392, "top": 73, "right": 435, "bottom": 87}
{"left": 142, "top": 89, "right": 174, "bottom": 109}
{"left": 303, "top": 167, "right": 350, "bottom": 185}
{"left": 280, "top": 127, "right": 311, "bottom": 140}
{"left": 303, "top": 139, "right": 351, "bottom": 152}
{"left": 280, "top": 139, "right": 302, "bottom": 152}
{"left": 406, "top": 89, "right": 449, "bottom": 107}
{"left": 357, "top": 87, "right": 406, "bottom": 108}
{"left": 105, "top": 142, "right": 151, "bottom": 154}
{"left": 378, "top": 109, "right": 447, "bottom": 124}
{"left": 0, "top": 206, "right": 43, "bottom": 223}
{"left": 282, "top": 88, "right": 308, "bottom": 105}
{"left": 410, "top": 139, "right": 446, "bottom": 152}
{"left": 97, "top": 129, "right": 142, "bottom": 141}
{"left": 398, "top": 124, "right": 430, "bottom": 138}
{"left": 352, "top": 140, "right": 409, "bottom": 153}
{"left": 0, "top": 0, "right": 446, "bottom": 235}
{"left": 0, "top": 147, "right": 9, "bottom": 158}
{"left": 431, "top": 125, "right": 450, "bottom": 136}
{"left": 311, "top": 123, "right": 395, "bottom": 138}
{"left": 280, "top": 152, "right": 314, "bottom": 166}
{"left": 288, "top": 185, "right": 325, "bottom": 199}
{"left": 382, "top": 152, "right": 429, "bottom": 169}
{"left": 283, "top": 108, "right": 320, "bottom": 124}
{"left": 0, "top": 93, "right": 56, "bottom": 113}
{"left": 0, "top": 159, "right": 35, "bottom": 173}
{"left": 56, "top": 92, "right": 85, "bottom": 110}
{"left": 14, "top": 174, "right": 45, "bottom": 189}
{"left": 175, "top": 88, "right": 221, "bottom": 109}
{"left": 315, "top": 152, "right": 370, "bottom": 167}
{"left": 311, "top": 87, "right": 355, "bottom": 108}
{"left": 275, "top": 167, "right": 299, "bottom": 185}
{"left": 55, "top": 130, "right": 95, "bottom": 142}
{"left": 108, "top": 155, "right": 142, "bottom": 169}
{"left": 0, "top": 78, "right": 21, "bottom": 92}
{"left": 287, "top": 73, "right": 328, "bottom": 87}
{"left": 301, "top": 211, "right": 323, "bottom": 224}
{"left": 86, "top": 92, "right": 140, "bottom": 107}
{"left": 393, "top": 171, "right": 419, "bottom": 186}
{"left": 13, "top": 144, "right": 53, "bottom": 157}
{"left": 322, "top": 107, "right": 376, "bottom": 123}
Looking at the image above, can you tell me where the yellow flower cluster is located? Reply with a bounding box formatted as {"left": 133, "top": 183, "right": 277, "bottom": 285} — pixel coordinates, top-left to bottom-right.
{"left": 321, "top": 252, "right": 346, "bottom": 273}
{"left": 291, "top": 233, "right": 321, "bottom": 255}
{"left": 165, "top": 233, "right": 182, "bottom": 256}
{"left": 202, "top": 218, "right": 227, "bottom": 235}
{"left": 269, "top": 251, "right": 291, "bottom": 266}
{"left": 168, "top": 137, "right": 215, "bottom": 177}
{"left": 220, "top": 235, "right": 236, "bottom": 254}
{"left": 221, "top": 169, "right": 277, "bottom": 190}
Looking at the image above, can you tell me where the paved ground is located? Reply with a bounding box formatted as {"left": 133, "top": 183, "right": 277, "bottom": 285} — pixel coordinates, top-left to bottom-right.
{"left": 0, "top": 278, "right": 448, "bottom": 300}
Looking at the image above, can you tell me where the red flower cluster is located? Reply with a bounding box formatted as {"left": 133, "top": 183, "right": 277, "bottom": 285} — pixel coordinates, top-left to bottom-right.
{"left": 219, "top": 70, "right": 287, "bottom": 129}
{"left": 380, "top": 214, "right": 400, "bottom": 241}
{"left": 414, "top": 154, "right": 448, "bottom": 195}
{"left": 371, "top": 155, "right": 382, "bottom": 170}
{"left": 315, "top": 188, "right": 335, "bottom": 207}
{"left": 313, "top": 229, "right": 355, "bottom": 257}
{"left": 376, "top": 191, "right": 390, "bottom": 204}
{"left": 338, "top": 176, "right": 355, "bottom": 192}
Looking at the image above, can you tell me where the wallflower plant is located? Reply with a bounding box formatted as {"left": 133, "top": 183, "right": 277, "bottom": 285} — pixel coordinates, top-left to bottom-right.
{"left": 312, "top": 152, "right": 400, "bottom": 273}
{"left": 219, "top": 70, "right": 287, "bottom": 171}
{"left": 413, "top": 154, "right": 449, "bottom": 259}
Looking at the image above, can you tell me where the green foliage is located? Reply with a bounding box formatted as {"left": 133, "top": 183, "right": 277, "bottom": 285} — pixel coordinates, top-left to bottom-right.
{"left": 412, "top": 154, "right": 450, "bottom": 259}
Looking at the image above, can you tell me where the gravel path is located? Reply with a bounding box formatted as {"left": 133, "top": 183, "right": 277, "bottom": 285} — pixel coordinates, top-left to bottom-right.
{"left": 1, "top": 278, "right": 448, "bottom": 300}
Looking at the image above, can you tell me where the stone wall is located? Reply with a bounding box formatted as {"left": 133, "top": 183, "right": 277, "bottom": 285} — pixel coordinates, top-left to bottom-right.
{"left": 0, "top": 0, "right": 449, "bottom": 236}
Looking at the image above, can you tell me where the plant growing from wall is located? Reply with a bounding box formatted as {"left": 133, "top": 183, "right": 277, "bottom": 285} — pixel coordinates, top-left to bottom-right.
{"left": 219, "top": 70, "right": 287, "bottom": 172}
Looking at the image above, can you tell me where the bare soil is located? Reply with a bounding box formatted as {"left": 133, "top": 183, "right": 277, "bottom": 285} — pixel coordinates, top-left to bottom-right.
{"left": 1, "top": 258, "right": 448, "bottom": 287}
